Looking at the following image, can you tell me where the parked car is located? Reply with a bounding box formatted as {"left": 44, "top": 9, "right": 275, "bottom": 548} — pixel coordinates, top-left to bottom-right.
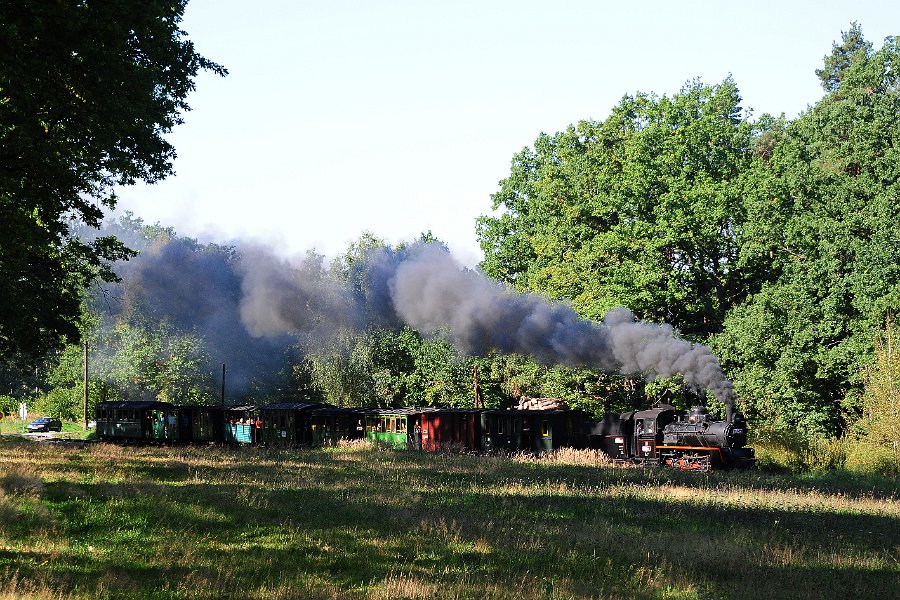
{"left": 27, "top": 417, "right": 62, "bottom": 433}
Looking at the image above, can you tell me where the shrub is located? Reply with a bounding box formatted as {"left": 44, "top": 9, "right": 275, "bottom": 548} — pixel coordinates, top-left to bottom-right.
{"left": 848, "top": 320, "right": 900, "bottom": 475}
{"left": 751, "top": 425, "right": 846, "bottom": 472}
{"left": 34, "top": 386, "right": 82, "bottom": 421}
{"left": 0, "top": 395, "right": 19, "bottom": 417}
{"left": 843, "top": 438, "right": 899, "bottom": 477}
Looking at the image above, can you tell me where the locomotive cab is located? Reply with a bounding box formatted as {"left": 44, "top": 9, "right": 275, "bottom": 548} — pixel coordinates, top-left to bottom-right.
{"left": 631, "top": 404, "right": 678, "bottom": 463}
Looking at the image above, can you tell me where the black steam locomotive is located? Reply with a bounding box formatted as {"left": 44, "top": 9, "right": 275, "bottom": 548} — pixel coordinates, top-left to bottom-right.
{"left": 588, "top": 402, "right": 754, "bottom": 470}
{"left": 95, "top": 399, "right": 754, "bottom": 471}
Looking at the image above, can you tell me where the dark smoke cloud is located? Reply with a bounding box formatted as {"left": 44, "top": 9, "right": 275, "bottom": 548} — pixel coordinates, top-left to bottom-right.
{"left": 100, "top": 237, "right": 295, "bottom": 395}
{"left": 237, "top": 242, "right": 734, "bottom": 406}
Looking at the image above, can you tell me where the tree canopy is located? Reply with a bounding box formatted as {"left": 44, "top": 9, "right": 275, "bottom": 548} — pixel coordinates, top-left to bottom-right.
{"left": 0, "top": 1, "right": 225, "bottom": 363}
{"left": 714, "top": 27, "right": 900, "bottom": 433}
{"left": 477, "top": 78, "right": 761, "bottom": 339}
{"left": 479, "top": 26, "right": 900, "bottom": 436}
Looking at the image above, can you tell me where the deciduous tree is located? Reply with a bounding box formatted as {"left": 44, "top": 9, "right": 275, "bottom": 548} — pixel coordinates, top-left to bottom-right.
{"left": 477, "top": 78, "right": 760, "bottom": 338}
{"left": 0, "top": 1, "right": 225, "bottom": 363}
{"left": 714, "top": 28, "right": 900, "bottom": 434}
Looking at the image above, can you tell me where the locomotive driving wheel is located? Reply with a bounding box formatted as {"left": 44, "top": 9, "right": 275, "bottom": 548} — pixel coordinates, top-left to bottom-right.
{"left": 665, "top": 453, "right": 712, "bottom": 472}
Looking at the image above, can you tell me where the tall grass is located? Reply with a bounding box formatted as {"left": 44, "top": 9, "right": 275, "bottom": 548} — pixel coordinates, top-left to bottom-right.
{"left": 0, "top": 437, "right": 897, "bottom": 599}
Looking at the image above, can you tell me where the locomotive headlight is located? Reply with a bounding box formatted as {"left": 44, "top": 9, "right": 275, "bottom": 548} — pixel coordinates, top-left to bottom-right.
{"left": 615, "top": 437, "right": 624, "bottom": 444}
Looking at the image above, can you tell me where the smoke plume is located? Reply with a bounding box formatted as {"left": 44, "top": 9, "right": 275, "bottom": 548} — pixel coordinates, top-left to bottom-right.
{"left": 238, "top": 242, "right": 735, "bottom": 406}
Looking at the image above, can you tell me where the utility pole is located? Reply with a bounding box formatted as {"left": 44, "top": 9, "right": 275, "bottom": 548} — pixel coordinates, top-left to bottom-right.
{"left": 473, "top": 364, "right": 481, "bottom": 409}
{"left": 221, "top": 364, "right": 226, "bottom": 407}
{"left": 83, "top": 340, "right": 89, "bottom": 431}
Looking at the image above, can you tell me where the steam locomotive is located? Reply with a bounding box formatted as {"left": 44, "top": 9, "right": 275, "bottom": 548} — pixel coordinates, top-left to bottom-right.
{"left": 588, "top": 403, "right": 754, "bottom": 470}
{"left": 95, "top": 400, "right": 754, "bottom": 471}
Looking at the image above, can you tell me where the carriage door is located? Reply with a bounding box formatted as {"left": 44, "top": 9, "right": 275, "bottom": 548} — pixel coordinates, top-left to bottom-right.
{"left": 636, "top": 418, "right": 656, "bottom": 459}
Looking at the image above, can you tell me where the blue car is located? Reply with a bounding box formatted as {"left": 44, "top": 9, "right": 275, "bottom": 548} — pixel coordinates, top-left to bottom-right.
{"left": 27, "top": 417, "right": 62, "bottom": 433}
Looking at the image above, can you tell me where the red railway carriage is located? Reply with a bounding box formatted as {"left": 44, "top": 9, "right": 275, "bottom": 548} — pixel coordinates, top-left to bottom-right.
{"left": 419, "top": 409, "right": 479, "bottom": 451}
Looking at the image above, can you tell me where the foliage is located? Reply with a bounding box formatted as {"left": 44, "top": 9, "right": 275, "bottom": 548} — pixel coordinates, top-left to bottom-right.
{"left": 850, "top": 320, "right": 900, "bottom": 475}
{"left": 0, "top": 395, "right": 18, "bottom": 417}
{"left": 0, "top": 1, "right": 224, "bottom": 363}
{"left": 33, "top": 386, "right": 82, "bottom": 422}
{"left": 97, "top": 321, "right": 217, "bottom": 405}
{"left": 751, "top": 424, "right": 847, "bottom": 473}
{"left": 478, "top": 26, "right": 900, "bottom": 438}
{"left": 477, "top": 78, "right": 760, "bottom": 339}
{"left": 715, "top": 28, "right": 900, "bottom": 436}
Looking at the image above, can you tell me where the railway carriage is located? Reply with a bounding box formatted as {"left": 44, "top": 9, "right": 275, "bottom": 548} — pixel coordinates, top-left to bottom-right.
{"left": 96, "top": 400, "right": 176, "bottom": 442}
{"left": 223, "top": 404, "right": 258, "bottom": 444}
{"left": 419, "top": 409, "right": 479, "bottom": 452}
{"left": 307, "top": 405, "right": 363, "bottom": 446}
{"left": 256, "top": 402, "right": 325, "bottom": 447}
{"left": 480, "top": 409, "right": 587, "bottom": 453}
{"left": 363, "top": 408, "right": 422, "bottom": 449}
{"left": 179, "top": 404, "right": 224, "bottom": 443}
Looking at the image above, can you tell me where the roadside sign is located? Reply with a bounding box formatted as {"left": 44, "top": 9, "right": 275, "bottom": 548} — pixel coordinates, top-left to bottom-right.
{"left": 19, "top": 402, "right": 27, "bottom": 421}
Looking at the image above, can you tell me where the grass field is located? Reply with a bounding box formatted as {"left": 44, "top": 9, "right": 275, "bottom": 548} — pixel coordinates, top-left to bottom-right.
{"left": 0, "top": 436, "right": 897, "bottom": 600}
{"left": 0, "top": 418, "right": 90, "bottom": 437}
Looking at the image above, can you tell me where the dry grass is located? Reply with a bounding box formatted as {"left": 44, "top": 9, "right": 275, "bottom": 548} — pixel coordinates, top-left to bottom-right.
{"left": 0, "top": 435, "right": 897, "bottom": 599}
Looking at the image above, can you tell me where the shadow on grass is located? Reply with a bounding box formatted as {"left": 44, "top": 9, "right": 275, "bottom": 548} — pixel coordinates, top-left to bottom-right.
{"left": 2, "top": 442, "right": 898, "bottom": 599}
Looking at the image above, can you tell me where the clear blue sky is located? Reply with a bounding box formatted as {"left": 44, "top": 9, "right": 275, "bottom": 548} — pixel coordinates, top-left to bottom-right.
{"left": 115, "top": 0, "right": 900, "bottom": 266}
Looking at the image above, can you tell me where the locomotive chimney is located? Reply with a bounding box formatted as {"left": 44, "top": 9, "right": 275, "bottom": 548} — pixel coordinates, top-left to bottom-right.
{"left": 726, "top": 402, "right": 734, "bottom": 423}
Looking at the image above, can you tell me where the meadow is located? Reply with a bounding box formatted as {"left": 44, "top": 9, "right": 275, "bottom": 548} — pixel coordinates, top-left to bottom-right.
{"left": 0, "top": 436, "right": 897, "bottom": 600}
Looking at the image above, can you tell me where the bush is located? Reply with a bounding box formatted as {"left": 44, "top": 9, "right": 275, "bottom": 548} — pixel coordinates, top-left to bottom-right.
{"left": 0, "top": 395, "right": 19, "bottom": 417}
{"left": 845, "top": 320, "right": 900, "bottom": 476}
{"left": 34, "top": 386, "right": 82, "bottom": 421}
{"left": 844, "top": 438, "right": 899, "bottom": 477}
{"left": 751, "top": 425, "right": 846, "bottom": 472}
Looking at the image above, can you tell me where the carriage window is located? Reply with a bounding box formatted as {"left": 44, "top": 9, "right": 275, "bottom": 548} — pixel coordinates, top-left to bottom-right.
{"left": 497, "top": 419, "right": 505, "bottom": 435}
{"left": 397, "top": 418, "right": 406, "bottom": 433}
{"left": 541, "top": 420, "right": 550, "bottom": 437}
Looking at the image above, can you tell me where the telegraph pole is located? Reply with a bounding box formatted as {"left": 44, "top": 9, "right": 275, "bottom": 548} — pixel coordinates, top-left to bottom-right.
{"left": 83, "top": 340, "right": 89, "bottom": 431}
{"left": 473, "top": 364, "right": 481, "bottom": 409}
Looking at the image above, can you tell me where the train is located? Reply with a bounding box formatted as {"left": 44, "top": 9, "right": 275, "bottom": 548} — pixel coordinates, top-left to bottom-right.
{"left": 94, "top": 399, "right": 755, "bottom": 470}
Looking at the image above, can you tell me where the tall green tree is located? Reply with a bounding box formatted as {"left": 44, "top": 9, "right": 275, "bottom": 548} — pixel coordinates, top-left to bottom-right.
{"left": 0, "top": 1, "right": 225, "bottom": 363}
{"left": 715, "top": 28, "right": 900, "bottom": 434}
{"left": 477, "top": 78, "right": 760, "bottom": 338}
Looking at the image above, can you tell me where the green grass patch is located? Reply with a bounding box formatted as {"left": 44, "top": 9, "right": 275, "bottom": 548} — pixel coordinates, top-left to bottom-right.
{"left": 0, "top": 417, "right": 94, "bottom": 439}
{"left": 0, "top": 438, "right": 897, "bottom": 599}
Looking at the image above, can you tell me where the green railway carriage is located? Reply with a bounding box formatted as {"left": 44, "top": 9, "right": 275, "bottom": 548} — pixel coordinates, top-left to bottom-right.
{"left": 96, "top": 400, "right": 176, "bottom": 442}
{"left": 149, "top": 405, "right": 182, "bottom": 441}
{"left": 480, "top": 409, "right": 587, "bottom": 453}
{"left": 363, "top": 408, "right": 423, "bottom": 449}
